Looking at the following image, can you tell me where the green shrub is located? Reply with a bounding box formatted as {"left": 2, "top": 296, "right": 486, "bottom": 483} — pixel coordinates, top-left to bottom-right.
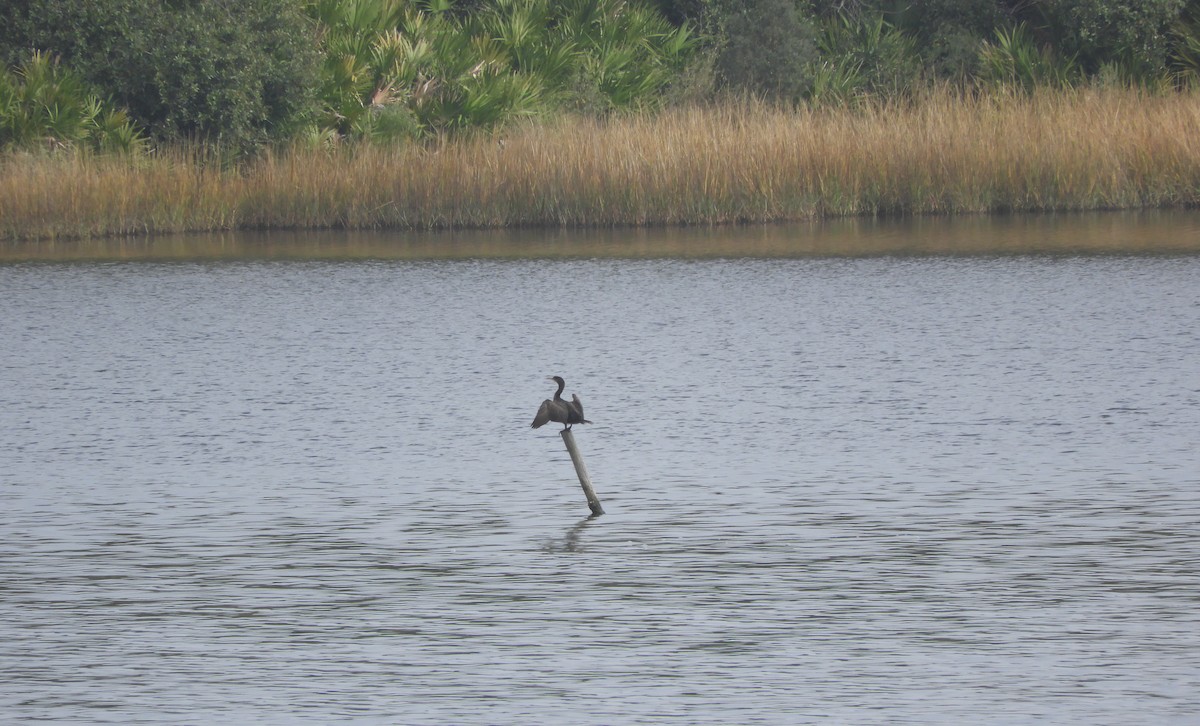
{"left": 814, "top": 12, "right": 923, "bottom": 101}
{"left": 978, "top": 23, "right": 1080, "bottom": 91}
{"left": 546, "top": 0, "right": 697, "bottom": 111}
{"left": 307, "top": 0, "right": 696, "bottom": 140}
{"left": 1167, "top": 0, "right": 1200, "bottom": 86}
{"left": 0, "top": 51, "right": 144, "bottom": 153}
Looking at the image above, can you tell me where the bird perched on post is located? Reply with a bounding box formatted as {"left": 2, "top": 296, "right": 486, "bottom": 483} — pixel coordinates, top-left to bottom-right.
{"left": 531, "top": 376, "right": 591, "bottom": 430}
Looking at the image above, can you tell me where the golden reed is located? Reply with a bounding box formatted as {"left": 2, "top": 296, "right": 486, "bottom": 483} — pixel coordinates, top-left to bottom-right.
{"left": 3, "top": 86, "right": 1200, "bottom": 240}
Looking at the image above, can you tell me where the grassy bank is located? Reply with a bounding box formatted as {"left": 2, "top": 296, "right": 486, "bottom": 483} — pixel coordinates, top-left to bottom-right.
{"left": 3, "top": 87, "right": 1200, "bottom": 240}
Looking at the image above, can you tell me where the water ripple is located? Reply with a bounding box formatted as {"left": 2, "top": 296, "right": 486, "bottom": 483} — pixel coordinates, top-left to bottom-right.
{"left": 1, "top": 253, "right": 1198, "bottom": 723}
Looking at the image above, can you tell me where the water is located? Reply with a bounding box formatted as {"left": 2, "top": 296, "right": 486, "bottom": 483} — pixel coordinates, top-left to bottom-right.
{"left": 2, "top": 219, "right": 1199, "bottom": 723}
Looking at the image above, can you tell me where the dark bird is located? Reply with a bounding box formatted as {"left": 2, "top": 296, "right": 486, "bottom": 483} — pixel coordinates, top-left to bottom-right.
{"left": 531, "top": 375, "right": 591, "bottom": 430}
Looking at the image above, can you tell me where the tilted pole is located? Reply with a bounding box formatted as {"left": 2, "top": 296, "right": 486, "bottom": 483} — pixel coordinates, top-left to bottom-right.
{"left": 560, "top": 428, "right": 603, "bottom": 516}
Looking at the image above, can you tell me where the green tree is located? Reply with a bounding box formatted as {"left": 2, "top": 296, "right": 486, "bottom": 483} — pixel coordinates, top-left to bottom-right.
{"left": 716, "top": 0, "right": 818, "bottom": 100}
{"left": 1020, "top": 0, "right": 1186, "bottom": 79}
{"left": 0, "top": 0, "right": 321, "bottom": 150}
{"left": 866, "top": 0, "right": 1002, "bottom": 79}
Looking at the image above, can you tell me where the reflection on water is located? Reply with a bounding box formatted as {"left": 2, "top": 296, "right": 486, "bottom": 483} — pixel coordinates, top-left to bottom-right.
{"left": 540, "top": 516, "right": 601, "bottom": 555}
{"left": 1, "top": 232, "right": 1199, "bottom": 723}
{"left": 4, "top": 209, "right": 1200, "bottom": 261}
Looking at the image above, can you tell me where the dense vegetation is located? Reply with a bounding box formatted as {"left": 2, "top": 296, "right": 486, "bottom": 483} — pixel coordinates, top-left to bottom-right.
{"left": 1, "top": 0, "right": 319, "bottom": 153}
{"left": 5, "top": 86, "right": 1200, "bottom": 239}
{"left": 4, "top": 1, "right": 1200, "bottom": 241}
{"left": 5, "top": 0, "right": 1200, "bottom": 153}
{"left": 1, "top": 0, "right": 694, "bottom": 151}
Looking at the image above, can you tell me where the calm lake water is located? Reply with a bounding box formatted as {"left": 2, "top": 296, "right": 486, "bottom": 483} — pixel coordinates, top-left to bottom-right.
{"left": 2, "top": 214, "right": 1199, "bottom": 723}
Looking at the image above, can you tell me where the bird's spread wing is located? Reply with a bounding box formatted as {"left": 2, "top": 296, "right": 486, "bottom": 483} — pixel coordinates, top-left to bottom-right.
{"left": 531, "top": 399, "right": 552, "bottom": 428}
{"left": 569, "top": 394, "right": 591, "bottom": 424}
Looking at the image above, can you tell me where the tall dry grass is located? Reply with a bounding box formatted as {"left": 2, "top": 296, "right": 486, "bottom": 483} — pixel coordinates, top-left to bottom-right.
{"left": 3, "top": 86, "right": 1200, "bottom": 240}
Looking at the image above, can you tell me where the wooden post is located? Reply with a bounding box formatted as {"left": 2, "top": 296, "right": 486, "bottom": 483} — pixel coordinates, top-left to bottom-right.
{"left": 560, "top": 428, "right": 604, "bottom": 517}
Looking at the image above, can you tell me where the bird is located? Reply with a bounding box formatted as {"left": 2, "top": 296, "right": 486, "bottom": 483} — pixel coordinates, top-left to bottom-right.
{"left": 531, "top": 376, "right": 591, "bottom": 430}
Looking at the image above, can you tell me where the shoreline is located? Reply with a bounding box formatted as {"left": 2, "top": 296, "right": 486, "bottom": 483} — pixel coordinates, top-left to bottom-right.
{"left": 5, "top": 209, "right": 1198, "bottom": 262}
